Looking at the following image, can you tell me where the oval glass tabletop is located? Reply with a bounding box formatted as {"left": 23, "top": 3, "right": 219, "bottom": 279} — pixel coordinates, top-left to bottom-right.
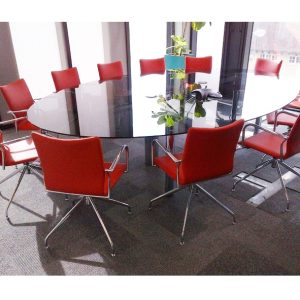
{"left": 27, "top": 73, "right": 299, "bottom": 138}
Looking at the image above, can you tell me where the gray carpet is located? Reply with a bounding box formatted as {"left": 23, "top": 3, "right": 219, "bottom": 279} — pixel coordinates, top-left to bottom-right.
{"left": 1, "top": 128, "right": 300, "bottom": 275}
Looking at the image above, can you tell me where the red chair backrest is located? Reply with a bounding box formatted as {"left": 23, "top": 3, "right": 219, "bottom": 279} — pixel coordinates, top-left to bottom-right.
{"left": 32, "top": 132, "right": 107, "bottom": 196}
{"left": 97, "top": 61, "right": 123, "bottom": 82}
{"left": 0, "top": 79, "right": 34, "bottom": 116}
{"left": 185, "top": 56, "right": 212, "bottom": 74}
{"left": 254, "top": 58, "right": 282, "bottom": 78}
{"left": 51, "top": 67, "right": 81, "bottom": 92}
{"left": 179, "top": 119, "right": 244, "bottom": 185}
{"left": 139, "top": 58, "right": 165, "bottom": 76}
{"left": 285, "top": 115, "right": 300, "bottom": 158}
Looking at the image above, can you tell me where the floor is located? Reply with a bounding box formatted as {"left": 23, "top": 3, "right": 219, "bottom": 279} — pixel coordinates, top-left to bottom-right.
{"left": 1, "top": 128, "right": 300, "bottom": 275}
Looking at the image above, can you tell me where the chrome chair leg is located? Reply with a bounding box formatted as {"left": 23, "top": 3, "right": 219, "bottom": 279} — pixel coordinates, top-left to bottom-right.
{"left": 5, "top": 165, "right": 28, "bottom": 221}
{"left": 109, "top": 198, "right": 132, "bottom": 214}
{"left": 27, "top": 165, "right": 44, "bottom": 180}
{"left": 0, "top": 168, "right": 21, "bottom": 185}
{"left": 275, "top": 160, "right": 290, "bottom": 211}
{"left": 232, "top": 159, "right": 273, "bottom": 191}
{"left": 280, "top": 161, "right": 300, "bottom": 178}
{"left": 180, "top": 186, "right": 194, "bottom": 246}
{"left": 196, "top": 184, "right": 236, "bottom": 224}
{"left": 88, "top": 197, "right": 115, "bottom": 257}
{"left": 149, "top": 187, "right": 182, "bottom": 209}
{"left": 44, "top": 197, "right": 84, "bottom": 249}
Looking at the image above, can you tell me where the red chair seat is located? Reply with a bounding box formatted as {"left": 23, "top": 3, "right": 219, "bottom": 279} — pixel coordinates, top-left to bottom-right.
{"left": 154, "top": 153, "right": 183, "bottom": 182}
{"left": 266, "top": 112, "right": 297, "bottom": 127}
{"left": 103, "top": 162, "right": 127, "bottom": 195}
{"left": 17, "top": 119, "right": 39, "bottom": 131}
{"left": 2, "top": 138, "right": 38, "bottom": 166}
{"left": 242, "top": 131, "right": 286, "bottom": 159}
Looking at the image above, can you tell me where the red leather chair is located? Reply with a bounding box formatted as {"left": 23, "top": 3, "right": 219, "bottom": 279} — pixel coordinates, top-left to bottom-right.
{"left": 32, "top": 132, "right": 131, "bottom": 256}
{"left": 233, "top": 115, "right": 300, "bottom": 211}
{"left": 97, "top": 61, "right": 123, "bottom": 82}
{"left": 139, "top": 58, "right": 165, "bottom": 76}
{"left": 51, "top": 67, "right": 81, "bottom": 92}
{"left": 0, "top": 118, "right": 40, "bottom": 221}
{"left": 185, "top": 56, "right": 212, "bottom": 74}
{"left": 0, "top": 79, "right": 39, "bottom": 131}
{"left": 254, "top": 58, "right": 282, "bottom": 78}
{"left": 149, "top": 119, "right": 244, "bottom": 244}
{"left": 253, "top": 58, "right": 297, "bottom": 131}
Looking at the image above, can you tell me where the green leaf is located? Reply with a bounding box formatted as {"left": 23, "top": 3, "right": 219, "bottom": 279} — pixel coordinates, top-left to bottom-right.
{"left": 157, "top": 115, "right": 166, "bottom": 124}
{"left": 194, "top": 102, "right": 206, "bottom": 117}
{"left": 191, "top": 22, "right": 206, "bottom": 31}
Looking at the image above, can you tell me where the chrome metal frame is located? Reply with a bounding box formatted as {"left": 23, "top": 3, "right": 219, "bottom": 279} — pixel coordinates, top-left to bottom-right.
{"left": 149, "top": 139, "right": 236, "bottom": 245}
{"left": 44, "top": 144, "right": 131, "bottom": 257}
{"left": 1, "top": 117, "right": 43, "bottom": 220}
{"left": 273, "top": 110, "right": 298, "bottom": 131}
{"left": 232, "top": 122, "right": 297, "bottom": 211}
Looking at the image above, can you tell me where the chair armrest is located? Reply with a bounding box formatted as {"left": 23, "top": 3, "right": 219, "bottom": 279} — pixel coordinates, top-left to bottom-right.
{"left": 152, "top": 139, "right": 182, "bottom": 187}
{"left": 0, "top": 117, "right": 27, "bottom": 128}
{"left": 105, "top": 145, "right": 129, "bottom": 173}
{"left": 274, "top": 110, "right": 298, "bottom": 130}
{"left": 1, "top": 135, "right": 32, "bottom": 146}
{"left": 151, "top": 139, "right": 182, "bottom": 165}
{"left": 8, "top": 109, "right": 28, "bottom": 114}
{"left": 241, "top": 122, "right": 286, "bottom": 143}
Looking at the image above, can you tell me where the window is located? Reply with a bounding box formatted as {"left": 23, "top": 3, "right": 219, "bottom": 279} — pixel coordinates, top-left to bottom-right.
{"left": 10, "top": 22, "right": 62, "bottom": 98}
{"left": 289, "top": 55, "right": 296, "bottom": 63}
{"left": 67, "top": 22, "right": 105, "bottom": 83}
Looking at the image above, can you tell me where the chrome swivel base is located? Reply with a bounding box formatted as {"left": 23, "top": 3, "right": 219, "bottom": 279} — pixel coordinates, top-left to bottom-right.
{"left": 4, "top": 163, "right": 43, "bottom": 222}
{"left": 232, "top": 158, "right": 299, "bottom": 211}
{"left": 44, "top": 195, "right": 131, "bottom": 257}
{"left": 149, "top": 183, "right": 236, "bottom": 245}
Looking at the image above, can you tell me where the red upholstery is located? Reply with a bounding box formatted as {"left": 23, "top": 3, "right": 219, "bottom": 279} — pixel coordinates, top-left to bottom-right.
{"left": 266, "top": 111, "right": 297, "bottom": 127}
{"left": 51, "top": 67, "right": 81, "bottom": 92}
{"left": 242, "top": 115, "right": 300, "bottom": 159}
{"left": 284, "top": 94, "right": 300, "bottom": 110}
{"left": 154, "top": 120, "right": 244, "bottom": 186}
{"left": 0, "top": 79, "right": 39, "bottom": 131}
{"left": 139, "top": 58, "right": 165, "bottom": 76}
{"left": 0, "top": 133, "right": 37, "bottom": 167}
{"left": 97, "top": 61, "right": 123, "bottom": 82}
{"left": 254, "top": 58, "right": 282, "bottom": 78}
{"left": 185, "top": 56, "right": 212, "bottom": 74}
{"left": 32, "top": 133, "right": 126, "bottom": 196}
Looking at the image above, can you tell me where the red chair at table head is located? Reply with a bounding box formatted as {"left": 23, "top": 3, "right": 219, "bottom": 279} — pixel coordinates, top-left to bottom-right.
{"left": 32, "top": 132, "right": 131, "bottom": 256}
{"left": 233, "top": 115, "right": 300, "bottom": 211}
{"left": 149, "top": 119, "right": 244, "bottom": 244}
{"left": 254, "top": 58, "right": 282, "bottom": 78}
{"left": 97, "top": 61, "right": 124, "bottom": 82}
{"left": 0, "top": 117, "right": 39, "bottom": 222}
{"left": 0, "top": 79, "right": 39, "bottom": 131}
{"left": 185, "top": 56, "right": 212, "bottom": 74}
{"left": 139, "top": 57, "right": 165, "bottom": 76}
{"left": 51, "top": 67, "right": 81, "bottom": 92}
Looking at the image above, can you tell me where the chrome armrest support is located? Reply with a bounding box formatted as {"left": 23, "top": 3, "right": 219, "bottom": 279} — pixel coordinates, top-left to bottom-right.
{"left": 274, "top": 110, "right": 298, "bottom": 130}
{"left": 151, "top": 139, "right": 182, "bottom": 165}
{"left": 242, "top": 123, "right": 286, "bottom": 143}
{"left": 105, "top": 145, "right": 129, "bottom": 173}
{"left": 151, "top": 139, "right": 182, "bottom": 187}
{"left": 8, "top": 109, "right": 28, "bottom": 114}
{"left": 0, "top": 117, "right": 27, "bottom": 127}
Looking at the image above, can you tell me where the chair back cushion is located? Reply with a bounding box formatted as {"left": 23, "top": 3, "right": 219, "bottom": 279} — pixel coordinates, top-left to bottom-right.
{"left": 254, "top": 58, "right": 282, "bottom": 78}
{"left": 185, "top": 56, "right": 212, "bottom": 74}
{"left": 285, "top": 115, "right": 300, "bottom": 158}
{"left": 140, "top": 58, "right": 165, "bottom": 76}
{"left": 0, "top": 79, "right": 34, "bottom": 114}
{"left": 179, "top": 119, "right": 244, "bottom": 185}
{"left": 32, "top": 133, "right": 107, "bottom": 196}
{"left": 97, "top": 61, "right": 124, "bottom": 82}
{"left": 51, "top": 67, "right": 81, "bottom": 92}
